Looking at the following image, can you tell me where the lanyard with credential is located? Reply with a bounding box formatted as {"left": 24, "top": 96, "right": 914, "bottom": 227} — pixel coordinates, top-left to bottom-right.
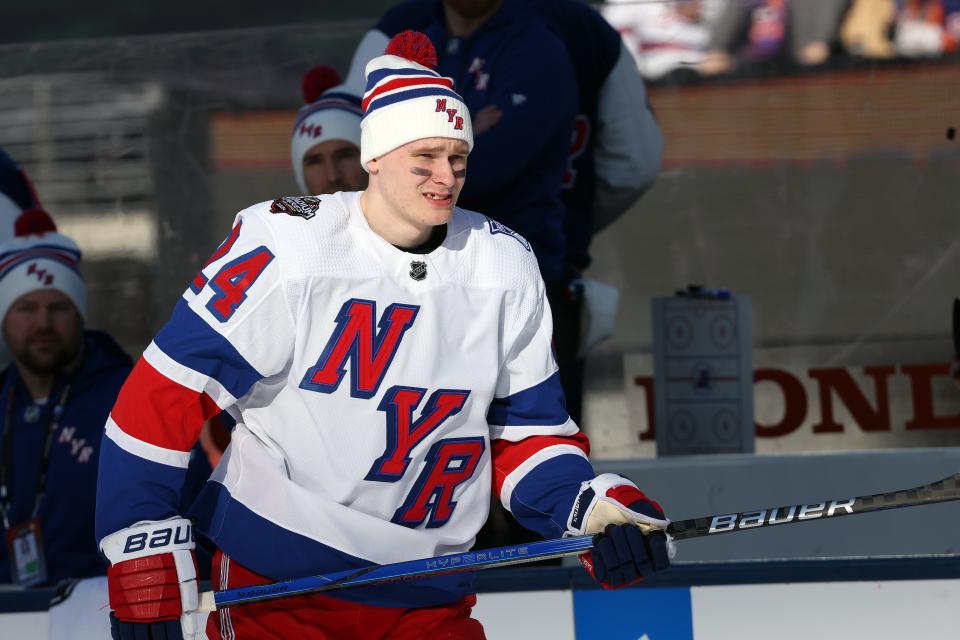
{"left": 0, "top": 381, "right": 72, "bottom": 530}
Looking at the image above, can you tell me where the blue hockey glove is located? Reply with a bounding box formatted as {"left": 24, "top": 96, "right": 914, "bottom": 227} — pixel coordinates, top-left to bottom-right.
{"left": 566, "top": 474, "right": 674, "bottom": 589}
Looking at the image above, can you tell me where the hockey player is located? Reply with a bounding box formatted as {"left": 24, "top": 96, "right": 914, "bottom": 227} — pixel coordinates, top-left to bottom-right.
{"left": 346, "top": 1, "right": 664, "bottom": 423}
{"left": 96, "top": 32, "right": 671, "bottom": 640}
{"left": 291, "top": 66, "right": 367, "bottom": 196}
{"left": 352, "top": 0, "right": 665, "bottom": 553}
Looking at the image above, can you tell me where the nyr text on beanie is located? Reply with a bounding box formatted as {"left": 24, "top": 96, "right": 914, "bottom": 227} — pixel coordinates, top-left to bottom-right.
{"left": 0, "top": 227, "right": 86, "bottom": 342}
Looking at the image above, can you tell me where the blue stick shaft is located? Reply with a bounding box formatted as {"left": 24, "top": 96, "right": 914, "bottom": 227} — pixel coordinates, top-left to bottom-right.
{"left": 210, "top": 534, "right": 596, "bottom": 609}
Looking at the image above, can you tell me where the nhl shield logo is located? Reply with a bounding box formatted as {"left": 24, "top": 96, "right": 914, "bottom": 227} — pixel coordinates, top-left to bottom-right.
{"left": 270, "top": 196, "right": 321, "bottom": 220}
{"left": 409, "top": 260, "right": 427, "bottom": 281}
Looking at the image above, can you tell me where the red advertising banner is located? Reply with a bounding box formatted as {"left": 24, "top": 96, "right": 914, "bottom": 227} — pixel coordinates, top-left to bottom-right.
{"left": 621, "top": 346, "right": 960, "bottom": 458}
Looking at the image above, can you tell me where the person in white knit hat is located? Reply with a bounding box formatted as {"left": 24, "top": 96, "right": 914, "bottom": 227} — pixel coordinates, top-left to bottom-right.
{"left": 98, "top": 30, "right": 670, "bottom": 640}
{"left": 0, "top": 219, "right": 212, "bottom": 593}
{"left": 0, "top": 227, "right": 87, "bottom": 401}
{"left": 291, "top": 66, "right": 367, "bottom": 196}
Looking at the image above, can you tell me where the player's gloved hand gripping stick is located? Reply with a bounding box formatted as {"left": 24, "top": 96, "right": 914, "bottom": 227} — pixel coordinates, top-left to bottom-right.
{"left": 193, "top": 472, "right": 960, "bottom": 612}
{"left": 102, "top": 517, "right": 205, "bottom": 640}
{"left": 563, "top": 474, "right": 674, "bottom": 589}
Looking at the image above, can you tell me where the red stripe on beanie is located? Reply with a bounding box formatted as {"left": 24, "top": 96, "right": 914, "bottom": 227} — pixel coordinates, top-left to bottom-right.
{"left": 362, "top": 75, "right": 455, "bottom": 112}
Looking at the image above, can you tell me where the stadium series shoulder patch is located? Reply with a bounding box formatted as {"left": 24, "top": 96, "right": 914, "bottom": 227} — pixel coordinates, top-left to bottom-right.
{"left": 270, "top": 196, "right": 321, "bottom": 220}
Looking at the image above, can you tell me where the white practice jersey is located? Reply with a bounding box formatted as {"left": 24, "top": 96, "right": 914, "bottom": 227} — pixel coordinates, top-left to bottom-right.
{"left": 97, "top": 191, "right": 595, "bottom": 607}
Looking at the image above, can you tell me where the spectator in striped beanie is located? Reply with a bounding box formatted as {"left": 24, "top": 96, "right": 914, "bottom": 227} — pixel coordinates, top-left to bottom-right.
{"left": 291, "top": 66, "right": 367, "bottom": 195}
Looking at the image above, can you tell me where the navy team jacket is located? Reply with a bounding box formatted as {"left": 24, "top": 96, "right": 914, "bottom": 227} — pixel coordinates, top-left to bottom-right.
{"left": 0, "top": 330, "right": 210, "bottom": 585}
{"left": 529, "top": 0, "right": 624, "bottom": 271}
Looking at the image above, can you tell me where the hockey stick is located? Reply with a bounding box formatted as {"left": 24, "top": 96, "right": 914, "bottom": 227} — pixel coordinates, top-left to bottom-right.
{"left": 197, "top": 535, "right": 595, "bottom": 611}
{"left": 196, "top": 472, "right": 960, "bottom": 611}
{"left": 667, "top": 472, "right": 960, "bottom": 541}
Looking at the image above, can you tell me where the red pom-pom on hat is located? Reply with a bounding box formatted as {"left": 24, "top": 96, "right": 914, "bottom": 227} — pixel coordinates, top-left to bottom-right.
{"left": 385, "top": 30, "right": 438, "bottom": 70}
{"left": 301, "top": 65, "right": 342, "bottom": 104}
{"left": 14, "top": 207, "right": 57, "bottom": 237}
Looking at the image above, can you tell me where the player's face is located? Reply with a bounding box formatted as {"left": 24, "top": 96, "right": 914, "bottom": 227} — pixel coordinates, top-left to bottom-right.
{"left": 302, "top": 139, "right": 368, "bottom": 194}
{"left": 3, "top": 289, "right": 83, "bottom": 377}
{"left": 369, "top": 137, "right": 468, "bottom": 232}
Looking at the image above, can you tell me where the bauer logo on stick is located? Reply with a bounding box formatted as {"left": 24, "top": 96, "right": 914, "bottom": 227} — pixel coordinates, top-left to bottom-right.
{"left": 706, "top": 499, "right": 856, "bottom": 534}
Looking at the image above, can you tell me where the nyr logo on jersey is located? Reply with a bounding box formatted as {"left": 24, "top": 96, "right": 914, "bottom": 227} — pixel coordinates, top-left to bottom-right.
{"left": 270, "top": 196, "right": 321, "bottom": 220}
{"left": 366, "top": 387, "right": 470, "bottom": 481}
{"left": 302, "top": 298, "right": 484, "bottom": 528}
{"left": 409, "top": 261, "right": 427, "bottom": 281}
{"left": 435, "top": 99, "right": 465, "bottom": 131}
{"left": 301, "top": 299, "right": 419, "bottom": 399}
{"left": 392, "top": 436, "right": 485, "bottom": 528}
{"left": 485, "top": 217, "right": 531, "bottom": 252}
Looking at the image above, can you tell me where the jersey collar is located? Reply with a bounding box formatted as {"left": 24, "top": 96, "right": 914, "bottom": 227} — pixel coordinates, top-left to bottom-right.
{"left": 346, "top": 191, "right": 468, "bottom": 286}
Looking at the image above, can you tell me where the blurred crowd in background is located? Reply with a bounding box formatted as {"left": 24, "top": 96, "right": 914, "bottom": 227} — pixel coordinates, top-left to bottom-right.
{"left": 603, "top": 0, "right": 960, "bottom": 81}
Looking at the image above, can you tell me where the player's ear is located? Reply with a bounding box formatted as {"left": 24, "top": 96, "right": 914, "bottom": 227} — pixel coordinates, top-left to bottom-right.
{"left": 366, "top": 157, "right": 380, "bottom": 174}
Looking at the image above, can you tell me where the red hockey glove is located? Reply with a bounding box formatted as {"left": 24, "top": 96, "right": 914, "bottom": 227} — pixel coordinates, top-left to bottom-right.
{"left": 100, "top": 518, "right": 203, "bottom": 639}
{"left": 566, "top": 474, "right": 674, "bottom": 589}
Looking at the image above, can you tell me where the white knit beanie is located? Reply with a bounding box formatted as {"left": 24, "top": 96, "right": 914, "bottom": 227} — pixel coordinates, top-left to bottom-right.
{"left": 360, "top": 31, "right": 473, "bottom": 168}
{"left": 0, "top": 230, "right": 86, "bottom": 346}
{"left": 291, "top": 66, "right": 363, "bottom": 194}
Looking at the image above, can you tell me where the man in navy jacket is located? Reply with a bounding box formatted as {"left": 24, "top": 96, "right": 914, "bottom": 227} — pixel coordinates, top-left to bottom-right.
{"left": 0, "top": 219, "right": 210, "bottom": 586}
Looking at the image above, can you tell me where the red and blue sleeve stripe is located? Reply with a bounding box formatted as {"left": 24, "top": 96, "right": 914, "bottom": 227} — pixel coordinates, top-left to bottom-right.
{"left": 109, "top": 358, "right": 223, "bottom": 453}
{"left": 95, "top": 434, "right": 192, "bottom": 541}
{"left": 486, "top": 371, "right": 592, "bottom": 537}
{"left": 491, "top": 431, "right": 593, "bottom": 539}
{"left": 153, "top": 299, "right": 264, "bottom": 401}
{"left": 487, "top": 371, "right": 578, "bottom": 439}
{"left": 96, "top": 299, "right": 265, "bottom": 541}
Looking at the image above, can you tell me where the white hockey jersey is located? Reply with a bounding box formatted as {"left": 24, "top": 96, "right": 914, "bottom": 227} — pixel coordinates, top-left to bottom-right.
{"left": 95, "top": 191, "right": 595, "bottom": 607}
